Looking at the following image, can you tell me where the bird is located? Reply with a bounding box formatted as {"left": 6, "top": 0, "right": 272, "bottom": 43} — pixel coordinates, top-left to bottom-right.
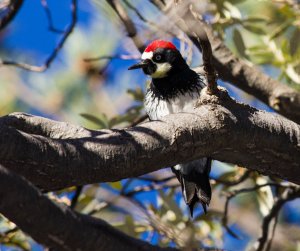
{"left": 128, "top": 40, "right": 211, "bottom": 217}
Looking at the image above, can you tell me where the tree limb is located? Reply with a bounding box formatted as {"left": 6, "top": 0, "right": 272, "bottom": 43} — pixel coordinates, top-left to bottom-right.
{"left": 254, "top": 187, "right": 300, "bottom": 251}
{"left": 0, "top": 0, "right": 24, "bottom": 31}
{"left": 107, "top": 0, "right": 145, "bottom": 53}
{"left": 149, "top": 1, "right": 300, "bottom": 124}
{"left": 0, "top": 87, "right": 299, "bottom": 191}
{"left": 1, "top": 0, "right": 77, "bottom": 72}
{"left": 0, "top": 165, "right": 179, "bottom": 251}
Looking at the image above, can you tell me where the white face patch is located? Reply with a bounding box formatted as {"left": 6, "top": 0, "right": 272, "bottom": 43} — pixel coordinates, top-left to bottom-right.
{"left": 141, "top": 51, "right": 172, "bottom": 79}
{"left": 141, "top": 51, "right": 153, "bottom": 60}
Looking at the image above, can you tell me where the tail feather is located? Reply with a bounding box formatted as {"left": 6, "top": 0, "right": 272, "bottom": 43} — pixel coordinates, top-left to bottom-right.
{"left": 172, "top": 158, "right": 212, "bottom": 217}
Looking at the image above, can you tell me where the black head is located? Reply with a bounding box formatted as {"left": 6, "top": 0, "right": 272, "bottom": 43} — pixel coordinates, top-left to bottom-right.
{"left": 128, "top": 40, "right": 189, "bottom": 79}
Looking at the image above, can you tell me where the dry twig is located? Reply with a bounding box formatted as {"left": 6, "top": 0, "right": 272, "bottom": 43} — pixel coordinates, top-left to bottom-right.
{"left": 255, "top": 187, "right": 300, "bottom": 251}
{"left": 1, "top": 0, "right": 77, "bottom": 72}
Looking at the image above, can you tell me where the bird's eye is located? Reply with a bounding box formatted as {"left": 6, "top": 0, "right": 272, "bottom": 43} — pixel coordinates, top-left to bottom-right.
{"left": 154, "top": 54, "right": 162, "bottom": 62}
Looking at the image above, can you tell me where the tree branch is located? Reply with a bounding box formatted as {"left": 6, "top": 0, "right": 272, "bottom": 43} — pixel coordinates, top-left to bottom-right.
{"left": 149, "top": 1, "right": 300, "bottom": 124}
{"left": 205, "top": 23, "right": 300, "bottom": 125}
{"left": 0, "top": 165, "right": 179, "bottom": 251}
{"left": 255, "top": 187, "right": 300, "bottom": 251}
{"left": 1, "top": 0, "right": 77, "bottom": 72}
{"left": 0, "top": 0, "right": 24, "bottom": 31}
{"left": 40, "top": 0, "right": 64, "bottom": 33}
{"left": 0, "top": 87, "right": 299, "bottom": 191}
{"left": 107, "top": 0, "right": 145, "bottom": 53}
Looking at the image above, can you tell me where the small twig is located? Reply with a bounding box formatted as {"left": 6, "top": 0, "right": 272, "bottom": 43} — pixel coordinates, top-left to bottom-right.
{"left": 70, "top": 185, "right": 83, "bottom": 210}
{"left": 214, "top": 170, "right": 251, "bottom": 186}
{"left": 135, "top": 175, "right": 176, "bottom": 183}
{"left": 0, "top": 226, "right": 19, "bottom": 238}
{"left": 120, "top": 175, "right": 177, "bottom": 197}
{"left": 120, "top": 178, "right": 134, "bottom": 195}
{"left": 84, "top": 54, "right": 140, "bottom": 62}
{"left": 1, "top": 0, "right": 77, "bottom": 71}
{"left": 122, "top": 0, "right": 178, "bottom": 39}
{"left": 255, "top": 187, "right": 300, "bottom": 251}
{"left": 222, "top": 182, "right": 289, "bottom": 239}
{"left": 40, "top": 0, "right": 64, "bottom": 33}
{"left": 125, "top": 183, "right": 179, "bottom": 197}
{"left": 106, "top": 0, "right": 145, "bottom": 53}
{"left": 122, "top": 0, "right": 148, "bottom": 23}
{"left": 129, "top": 114, "right": 148, "bottom": 127}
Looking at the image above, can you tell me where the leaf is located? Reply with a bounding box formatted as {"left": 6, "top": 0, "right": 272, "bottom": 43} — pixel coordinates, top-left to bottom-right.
{"left": 108, "top": 105, "right": 142, "bottom": 127}
{"left": 290, "top": 28, "right": 300, "bottom": 56}
{"left": 269, "top": 21, "right": 291, "bottom": 40}
{"left": 230, "top": 0, "right": 246, "bottom": 4}
{"left": 158, "top": 190, "right": 182, "bottom": 220}
{"left": 217, "top": 171, "right": 237, "bottom": 183}
{"left": 127, "top": 87, "right": 144, "bottom": 102}
{"left": 123, "top": 215, "right": 136, "bottom": 237}
{"left": 246, "top": 46, "right": 275, "bottom": 64}
{"left": 247, "top": 45, "right": 268, "bottom": 52}
{"left": 109, "top": 181, "right": 122, "bottom": 190}
{"left": 233, "top": 29, "right": 248, "bottom": 59}
{"left": 285, "top": 64, "right": 300, "bottom": 84}
{"left": 243, "top": 24, "right": 266, "bottom": 35}
{"left": 255, "top": 176, "right": 274, "bottom": 217}
{"left": 224, "top": 2, "right": 242, "bottom": 19}
{"left": 80, "top": 113, "right": 108, "bottom": 128}
{"left": 243, "top": 16, "right": 269, "bottom": 23}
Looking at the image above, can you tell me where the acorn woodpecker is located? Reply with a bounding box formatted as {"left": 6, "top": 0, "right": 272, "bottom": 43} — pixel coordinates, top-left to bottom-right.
{"left": 128, "top": 40, "right": 211, "bottom": 216}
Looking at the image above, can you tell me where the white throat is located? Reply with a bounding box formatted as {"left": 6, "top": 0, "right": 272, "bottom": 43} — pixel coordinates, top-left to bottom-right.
{"left": 141, "top": 51, "right": 172, "bottom": 79}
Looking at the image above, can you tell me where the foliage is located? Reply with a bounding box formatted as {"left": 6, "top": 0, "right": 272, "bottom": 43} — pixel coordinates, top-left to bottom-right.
{"left": 0, "top": 0, "right": 299, "bottom": 250}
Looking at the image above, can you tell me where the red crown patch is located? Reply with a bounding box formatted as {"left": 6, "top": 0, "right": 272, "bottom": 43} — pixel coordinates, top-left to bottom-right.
{"left": 144, "top": 40, "right": 177, "bottom": 52}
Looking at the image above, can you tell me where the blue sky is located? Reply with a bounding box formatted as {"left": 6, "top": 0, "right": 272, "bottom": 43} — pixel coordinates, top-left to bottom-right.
{"left": 0, "top": 1, "right": 299, "bottom": 251}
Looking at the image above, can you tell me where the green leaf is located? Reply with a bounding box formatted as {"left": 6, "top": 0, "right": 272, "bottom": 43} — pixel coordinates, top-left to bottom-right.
{"left": 109, "top": 181, "right": 122, "bottom": 190}
{"left": 269, "top": 21, "right": 291, "bottom": 40}
{"left": 108, "top": 105, "right": 142, "bottom": 127}
{"left": 247, "top": 45, "right": 268, "bottom": 52}
{"left": 80, "top": 113, "right": 108, "bottom": 128}
{"left": 217, "top": 171, "right": 237, "bottom": 183}
{"left": 243, "top": 24, "right": 266, "bottom": 35}
{"left": 250, "top": 53, "right": 275, "bottom": 65}
{"left": 233, "top": 28, "right": 248, "bottom": 59}
{"left": 127, "top": 87, "right": 144, "bottom": 102}
{"left": 290, "top": 28, "right": 300, "bottom": 56}
{"left": 229, "top": 0, "right": 246, "bottom": 4}
{"left": 243, "top": 16, "right": 269, "bottom": 23}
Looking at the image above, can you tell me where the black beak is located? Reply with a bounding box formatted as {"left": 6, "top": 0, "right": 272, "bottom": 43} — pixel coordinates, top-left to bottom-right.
{"left": 128, "top": 60, "right": 150, "bottom": 70}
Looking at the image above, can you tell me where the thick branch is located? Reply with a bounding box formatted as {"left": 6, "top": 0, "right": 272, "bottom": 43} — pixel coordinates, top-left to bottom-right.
{"left": 150, "top": 1, "right": 300, "bottom": 124}
{"left": 0, "top": 165, "right": 177, "bottom": 251}
{"left": 0, "top": 88, "right": 299, "bottom": 191}
{"left": 206, "top": 24, "right": 300, "bottom": 125}
{"left": 0, "top": 0, "right": 24, "bottom": 31}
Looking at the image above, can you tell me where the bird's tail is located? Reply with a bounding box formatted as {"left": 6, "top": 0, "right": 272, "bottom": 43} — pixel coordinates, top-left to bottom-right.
{"left": 172, "top": 158, "right": 212, "bottom": 217}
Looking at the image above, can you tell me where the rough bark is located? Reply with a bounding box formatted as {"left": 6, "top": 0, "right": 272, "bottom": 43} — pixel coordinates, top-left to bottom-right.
{"left": 0, "top": 88, "right": 299, "bottom": 191}
{"left": 0, "top": 0, "right": 24, "bottom": 31}
{"left": 207, "top": 27, "right": 300, "bottom": 125}
{"left": 149, "top": 1, "right": 300, "bottom": 124}
{"left": 0, "top": 165, "right": 177, "bottom": 251}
